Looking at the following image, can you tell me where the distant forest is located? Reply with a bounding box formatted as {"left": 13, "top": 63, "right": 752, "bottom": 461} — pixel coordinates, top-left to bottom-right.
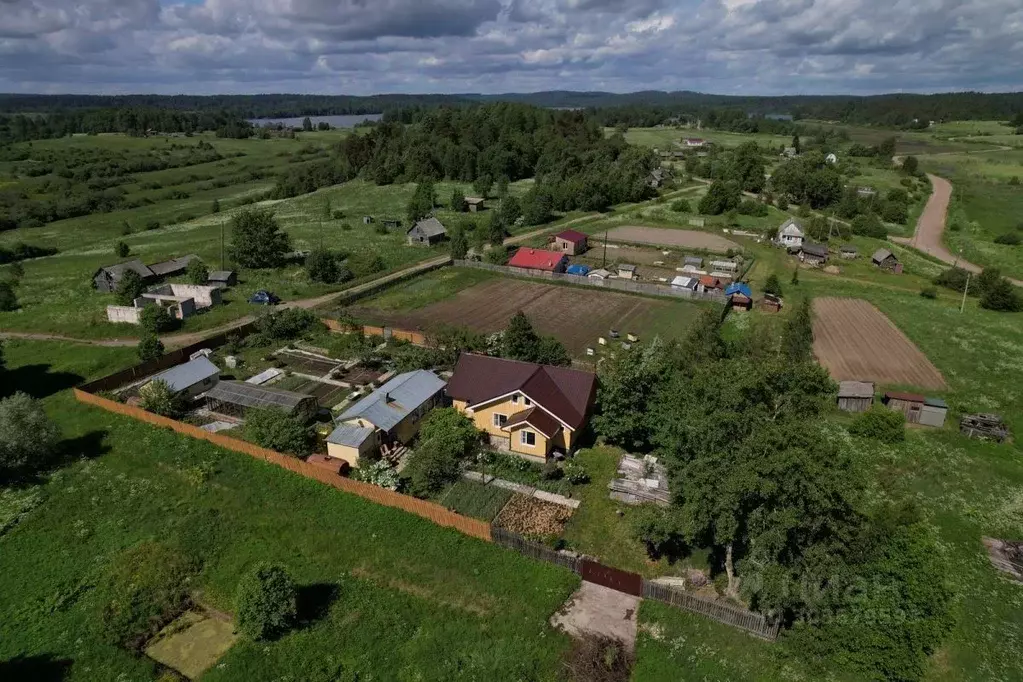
{"left": 3, "top": 90, "right": 1022, "bottom": 127}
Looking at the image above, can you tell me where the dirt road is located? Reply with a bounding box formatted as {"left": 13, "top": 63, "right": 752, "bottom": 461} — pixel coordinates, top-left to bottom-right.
{"left": 892, "top": 174, "right": 1021, "bottom": 287}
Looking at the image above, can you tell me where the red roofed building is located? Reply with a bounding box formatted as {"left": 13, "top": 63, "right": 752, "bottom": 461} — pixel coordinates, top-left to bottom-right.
{"left": 507, "top": 247, "right": 569, "bottom": 273}
{"left": 553, "top": 229, "right": 589, "bottom": 255}
{"left": 446, "top": 354, "right": 597, "bottom": 459}
{"left": 699, "top": 275, "right": 725, "bottom": 292}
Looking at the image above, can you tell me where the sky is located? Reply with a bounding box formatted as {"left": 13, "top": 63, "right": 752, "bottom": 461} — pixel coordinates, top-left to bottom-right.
{"left": 1, "top": 0, "right": 1021, "bottom": 96}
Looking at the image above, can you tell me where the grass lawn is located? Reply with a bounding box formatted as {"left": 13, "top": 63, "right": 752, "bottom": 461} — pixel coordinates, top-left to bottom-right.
{"left": 0, "top": 339, "right": 580, "bottom": 682}
{"left": 621, "top": 127, "right": 793, "bottom": 150}
{"left": 439, "top": 479, "right": 514, "bottom": 521}
{"left": 352, "top": 267, "right": 497, "bottom": 312}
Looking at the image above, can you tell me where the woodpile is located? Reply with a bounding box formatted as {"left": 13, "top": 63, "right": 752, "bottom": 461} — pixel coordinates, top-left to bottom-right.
{"left": 609, "top": 455, "right": 671, "bottom": 506}
{"left": 494, "top": 494, "right": 573, "bottom": 537}
{"left": 983, "top": 537, "right": 1023, "bottom": 581}
{"left": 960, "top": 414, "right": 1010, "bottom": 442}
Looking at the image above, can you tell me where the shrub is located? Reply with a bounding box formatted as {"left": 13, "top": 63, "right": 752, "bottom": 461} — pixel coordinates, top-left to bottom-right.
{"left": 145, "top": 220, "right": 161, "bottom": 231}
{"left": 235, "top": 563, "right": 297, "bottom": 640}
{"left": 352, "top": 460, "right": 401, "bottom": 490}
{"left": 115, "top": 269, "right": 146, "bottom": 305}
{"left": 244, "top": 407, "right": 312, "bottom": 456}
{"left": 186, "top": 258, "right": 209, "bottom": 284}
{"left": 851, "top": 214, "right": 887, "bottom": 239}
{"left": 349, "top": 253, "right": 386, "bottom": 278}
{"left": 115, "top": 241, "right": 130, "bottom": 258}
{"left": 980, "top": 278, "right": 1023, "bottom": 312}
{"left": 933, "top": 267, "right": 972, "bottom": 294}
{"left": 630, "top": 506, "right": 686, "bottom": 561}
{"left": 542, "top": 461, "right": 564, "bottom": 481}
{"left": 402, "top": 438, "right": 461, "bottom": 497}
{"left": 848, "top": 407, "right": 905, "bottom": 443}
{"left": 563, "top": 461, "right": 590, "bottom": 485}
{"left": 253, "top": 308, "right": 320, "bottom": 342}
{"left": 670, "top": 199, "right": 691, "bottom": 213}
{"left": 100, "top": 542, "right": 196, "bottom": 650}
{"left": 0, "top": 281, "right": 17, "bottom": 312}
{"left": 306, "top": 248, "right": 342, "bottom": 284}
{"left": 332, "top": 210, "right": 345, "bottom": 220}
{"left": 137, "top": 334, "right": 165, "bottom": 362}
{"left": 763, "top": 273, "right": 783, "bottom": 297}
{"left": 139, "top": 305, "right": 176, "bottom": 334}
{"left": 0, "top": 392, "right": 62, "bottom": 475}
{"left": 994, "top": 232, "right": 1021, "bottom": 246}
{"left": 919, "top": 287, "right": 938, "bottom": 299}
{"left": 138, "top": 379, "right": 185, "bottom": 418}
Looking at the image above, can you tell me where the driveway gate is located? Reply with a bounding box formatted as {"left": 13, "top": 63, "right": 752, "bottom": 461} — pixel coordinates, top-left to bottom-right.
{"left": 579, "top": 559, "right": 643, "bottom": 596}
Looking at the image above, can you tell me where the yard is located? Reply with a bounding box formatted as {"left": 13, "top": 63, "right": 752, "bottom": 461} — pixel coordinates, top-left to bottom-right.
{"left": 348, "top": 269, "right": 711, "bottom": 356}
{"left": 0, "top": 339, "right": 580, "bottom": 682}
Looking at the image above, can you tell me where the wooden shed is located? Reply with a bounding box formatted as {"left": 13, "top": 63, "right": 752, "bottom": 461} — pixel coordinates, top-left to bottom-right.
{"left": 872, "top": 249, "right": 903, "bottom": 274}
{"left": 838, "top": 381, "right": 875, "bottom": 412}
{"left": 883, "top": 391, "right": 925, "bottom": 423}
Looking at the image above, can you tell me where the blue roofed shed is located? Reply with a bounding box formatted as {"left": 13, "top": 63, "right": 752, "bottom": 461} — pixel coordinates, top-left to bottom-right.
{"left": 725, "top": 282, "right": 752, "bottom": 298}
{"left": 146, "top": 356, "right": 220, "bottom": 399}
{"left": 565, "top": 264, "right": 591, "bottom": 276}
{"left": 327, "top": 370, "right": 446, "bottom": 467}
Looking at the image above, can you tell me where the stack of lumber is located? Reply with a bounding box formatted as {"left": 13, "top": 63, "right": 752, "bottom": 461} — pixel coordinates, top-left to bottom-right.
{"left": 960, "top": 414, "right": 1010, "bottom": 443}
{"left": 609, "top": 454, "right": 671, "bottom": 506}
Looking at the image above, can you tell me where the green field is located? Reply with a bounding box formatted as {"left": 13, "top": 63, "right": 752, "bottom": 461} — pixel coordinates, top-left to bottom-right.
{"left": 0, "top": 339, "right": 579, "bottom": 681}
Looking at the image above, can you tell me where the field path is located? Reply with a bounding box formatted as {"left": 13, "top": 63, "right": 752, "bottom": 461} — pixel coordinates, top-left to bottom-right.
{"left": 892, "top": 174, "right": 1022, "bottom": 287}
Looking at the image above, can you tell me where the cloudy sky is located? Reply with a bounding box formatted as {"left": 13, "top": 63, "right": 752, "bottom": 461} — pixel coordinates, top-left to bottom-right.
{"left": 1, "top": 0, "right": 1020, "bottom": 95}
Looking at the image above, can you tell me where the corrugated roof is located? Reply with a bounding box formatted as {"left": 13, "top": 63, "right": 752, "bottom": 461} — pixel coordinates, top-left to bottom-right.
{"left": 99, "top": 259, "right": 154, "bottom": 280}
{"left": 725, "top": 282, "right": 752, "bottom": 298}
{"left": 149, "top": 255, "right": 199, "bottom": 277}
{"left": 446, "top": 354, "right": 596, "bottom": 431}
{"left": 556, "top": 229, "right": 588, "bottom": 243}
{"left": 336, "top": 370, "right": 445, "bottom": 432}
{"left": 588, "top": 268, "right": 611, "bottom": 279}
{"left": 710, "top": 260, "right": 737, "bottom": 270}
{"left": 408, "top": 217, "right": 447, "bottom": 238}
{"left": 683, "top": 256, "right": 703, "bottom": 266}
{"left": 208, "top": 270, "right": 235, "bottom": 281}
{"left": 838, "top": 381, "right": 875, "bottom": 399}
{"left": 886, "top": 391, "right": 925, "bottom": 403}
{"left": 924, "top": 397, "right": 948, "bottom": 409}
{"left": 508, "top": 247, "right": 567, "bottom": 271}
{"left": 206, "top": 381, "right": 313, "bottom": 412}
{"left": 618, "top": 264, "right": 637, "bottom": 272}
{"left": 872, "top": 248, "right": 895, "bottom": 263}
{"left": 801, "top": 243, "right": 829, "bottom": 258}
{"left": 671, "top": 276, "right": 697, "bottom": 288}
{"left": 149, "top": 356, "right": 220, "bottom": 393}
{"left": 327, "top": 423, "right": 375, "bottom": 447}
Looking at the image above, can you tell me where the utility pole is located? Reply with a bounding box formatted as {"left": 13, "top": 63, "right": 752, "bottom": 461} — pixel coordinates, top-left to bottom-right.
{"left": 220, "top": 221, "right": 225, "bottom": 271}
{"left": 602, "top": 230, "right": 608, "bottom": 268}
{"left": 960, "top": 271, "right": 971, "bottom": 313}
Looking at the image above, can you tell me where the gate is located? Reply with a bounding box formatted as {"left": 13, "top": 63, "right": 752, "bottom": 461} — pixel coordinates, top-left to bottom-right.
{"left": 580, "top": 559, "right": 643, "bottom": 596}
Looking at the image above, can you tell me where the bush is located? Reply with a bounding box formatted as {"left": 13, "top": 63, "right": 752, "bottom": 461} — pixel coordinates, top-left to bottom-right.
{"left": 851, "top": 214, "right": 887, "bottom": 239}
{"left": 115, "top": 241, "right": 130, "bottom": 258}
{"left": 933, "top": 267, "right": 972, "bottom": 294}
{"left": 763, "top": 273, "right": 783, "bottom": 297}
{"left": 542, "top": 461, "right": 564, "bottom": 481}
{"left": 919, "top": 287, "right": 938, "bottom": 299}
{"left": 848, "top": 407, "right": 905, "bottom": 443}
{"left": 253, "top": 308, "right": 320, "bottom": 342}
{"left": 139, "top": 305, "right": 176, "bottom": 334}
{"left": 100, "top": 542, "right": 196, "bottom": 650}
{"left": 138, "top": 379, "right": 185, "bottom": 418}
{"left": 980, "top": 278, "right": 1023, "bottom": 312}
{"left": 0, "top": 281, "right": 17, "bottom": 311}
{"left": 563, "top": 461, "right": 590, "bottom": 485}
{"left": 306, "top": 248, "right": 344, "bottom": 284}
{"left": 137, "top": 334, "right": 165, "bottom": 362}
{"left": 115, "top": 269, "right": 146, "bottom": 305}
{"left": 352, "top": 460, "right": 401, "bottom": 490}
{"left": 0, "top": 392, "right": 62, "bottom": 475}
{"left": 670, "top": 199, "right": 691, "bottom": 213}
{"left": 244, "top": 407, "right": 312, "bottom": 455}
{"left": 994, "top": 232, "right": 1021, "bottom": 246}
{"left": 235, "top": 563, "right": 297, "bottom": 641}
{"left": 402, "top": 438, "right": 462, "bottom": 498}
{"left": 737, "top": 199, "right": 768, "bottom": 217}
{"left": 145, "top": 220, "right": 161, "bottom": 231}
{"left": 186, "top": 258, "right": 209, "bottom": 284}
{"left": 630, "top": 506, "right": 686, "bottom": 561}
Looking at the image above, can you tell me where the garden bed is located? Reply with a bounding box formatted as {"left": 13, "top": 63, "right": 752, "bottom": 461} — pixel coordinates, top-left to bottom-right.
{"left": 439, "top": 479, "right": 514, "bottom": 521}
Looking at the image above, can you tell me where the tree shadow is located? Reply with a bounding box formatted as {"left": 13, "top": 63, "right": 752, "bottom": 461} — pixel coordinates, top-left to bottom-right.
{"left": 0, "top": 430, "right": 110, "bottom": 489}
{"left": 296, "top": 582, "right": 340, "bottom": 628}
{"left": 0, "top": 654, "right": 73, "bottom": 682}
{"left": 0, "top": 364, "right": 84, "bottom": 400}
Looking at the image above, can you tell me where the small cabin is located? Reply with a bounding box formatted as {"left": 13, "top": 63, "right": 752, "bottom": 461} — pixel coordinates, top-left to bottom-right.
{"left": 872, "top": 249, "right": 903, "bottom": 274}
{"left": 838, "top": 381, "right": 875, "bottom": 413}
{"left": 617, "top": 264, "right": 637, "bottom": 280}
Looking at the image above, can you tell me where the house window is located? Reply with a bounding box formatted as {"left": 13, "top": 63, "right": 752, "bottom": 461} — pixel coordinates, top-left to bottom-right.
{"left": 520, "top": 430, "right": 536, "bottom": 447}
{"left": 511, "top": 395, "right": 519, "bottom": 405}
{"left": 493, "top": 414, "right": 507, "bottom": 427}
{"left": 524, "top": 396, "right": 532, "bottom": 406}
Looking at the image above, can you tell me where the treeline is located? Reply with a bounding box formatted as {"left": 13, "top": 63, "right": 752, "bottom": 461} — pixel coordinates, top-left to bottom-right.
{"left": 272, "top": 103, "right": 659, "bottom": 215}
{"left": 0, "top": 108, "right": 253, "bottom": 145}
{"left": 596, "top": 306, "right": 954, "bottom": 681}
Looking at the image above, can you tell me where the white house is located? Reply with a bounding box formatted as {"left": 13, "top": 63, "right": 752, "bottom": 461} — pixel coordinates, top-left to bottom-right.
{"left": 777, "top": 218, "right": 805, "bottom": 248}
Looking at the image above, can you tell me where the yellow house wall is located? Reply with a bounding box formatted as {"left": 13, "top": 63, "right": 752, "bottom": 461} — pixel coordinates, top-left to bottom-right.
{"left": 507, "top": 423, "right": 552, "bottom": 457}
{"left": 326, "top": 418, "right": 379, "bottom": 468}
{"left": 454, "top": 397, "right": 578, "bottom": 452}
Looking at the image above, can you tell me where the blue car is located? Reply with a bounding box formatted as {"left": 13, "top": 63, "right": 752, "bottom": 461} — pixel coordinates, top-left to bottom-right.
{"left": 249, "top": 290, "right": 280, "bottom": 305}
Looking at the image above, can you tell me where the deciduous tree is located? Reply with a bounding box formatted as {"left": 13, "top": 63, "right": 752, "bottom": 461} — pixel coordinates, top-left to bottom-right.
{"left": 0, "top": 391, "right": 61, "bottom": 475}
{"left": 230, "top": 209, "right": 291, "bottom": 269}
{"left": 235, "top": 563, "right": 298, "bottom": 640}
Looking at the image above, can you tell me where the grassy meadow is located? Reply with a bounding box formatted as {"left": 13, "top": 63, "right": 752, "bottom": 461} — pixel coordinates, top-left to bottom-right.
{"left": 0, "top": 339, "right": 579, "bottom": 681}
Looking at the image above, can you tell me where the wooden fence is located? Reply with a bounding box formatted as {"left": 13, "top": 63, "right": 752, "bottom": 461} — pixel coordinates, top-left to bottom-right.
{"left": 492, "top": 527, "right": 581, "bottom": 572}
{"left": 642, "top": 581, "right": 779, "bottom": 640}
{"left": 453, "top": 260, "right": 726, "bottom": 302}
{"left": 321, "top": 320, "right": 429, "bottom": 346}
{"left": 72, "top": 389, "right": 491, "bottom": 542}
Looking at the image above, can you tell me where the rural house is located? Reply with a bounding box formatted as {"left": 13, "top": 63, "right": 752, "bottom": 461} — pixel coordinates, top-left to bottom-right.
{"left": 406, "top": 217, "right": 447, "bottom": 246}
{"left": 837, "top": 381, "right": 875, "bottom": 412}
{"left": 508, "top": 247, "right": 568, "bottom": 273}
{"left": 725, "top": 282, "right": 753, "bottom": 311}
{"left": 776, "top": 218, "right": 805, "bottom": 248}
{"left": 327, "top": 370, "right": 446, "bottom": 467}
{"left": 92, "top": 260, "right": 155, "bottom": 293}
{"left": 883, "top": 392, "right": 947, "bottom": 427}
{"left": 872, "top": 249, "right": 903, "bottom": 273}
{"left": 698, "top": 275, "right": 725, "bottom": 292}
{"left": 647, "top": 167, "right": 671, "bottom": 188}
{"left": 553, "top": 229, "right": 588, "bottom": 255}
{"left": 144, "top": 356, "right": 220, "bottom": 400}
{"left": 207, "top": 270, "right": 237, "bottom": 287}
{"left": 447, "top": 354, "right": 597, "bottom": 461}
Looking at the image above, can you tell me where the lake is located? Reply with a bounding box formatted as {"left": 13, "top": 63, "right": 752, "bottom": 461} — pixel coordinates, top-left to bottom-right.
{"left": 247, "top": 113, "right": 383, "bottom": 129}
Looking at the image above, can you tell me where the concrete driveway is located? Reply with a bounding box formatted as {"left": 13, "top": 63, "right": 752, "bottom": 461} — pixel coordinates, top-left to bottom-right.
{"left": 550, "top": 581, "right": 641, "bottom": 651}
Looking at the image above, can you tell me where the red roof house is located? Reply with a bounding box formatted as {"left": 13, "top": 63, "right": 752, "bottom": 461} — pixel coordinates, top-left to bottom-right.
{"left": 508, "top": 247, "right": 569, "bottom": 273}
{"left": 553, "top": 230, "right": 589, "bottom": 255}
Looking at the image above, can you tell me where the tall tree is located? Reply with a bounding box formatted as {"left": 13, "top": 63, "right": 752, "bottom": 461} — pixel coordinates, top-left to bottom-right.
{"left": 406, "top": 181, "right": 436, "bottom": 223}
{"left": 781, "top": 298, "right": 815, "bottom": 363}
{"left": 230, "top": 209, "right": 291, "bottom": 269}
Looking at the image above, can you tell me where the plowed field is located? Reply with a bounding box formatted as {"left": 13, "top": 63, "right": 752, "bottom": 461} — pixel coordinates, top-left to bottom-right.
{"left": 812, "top": 298, "right": 946, "bottom": 389}
{"left": 606, "top": 226, "right": 739, "bottom": 252}
{"left": 352, "top": 278, "right": 705, "bottom": 355}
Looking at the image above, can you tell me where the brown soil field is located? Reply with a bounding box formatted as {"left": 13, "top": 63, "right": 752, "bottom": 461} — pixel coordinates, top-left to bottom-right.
{"left": 812, "top": 298, "right": 946, "bottom": 389}
{"left": 605, "top": 226, "right": 740, "bottom": 253}
{"left": 351, "top": 279, "right": 704, "bottom": 355}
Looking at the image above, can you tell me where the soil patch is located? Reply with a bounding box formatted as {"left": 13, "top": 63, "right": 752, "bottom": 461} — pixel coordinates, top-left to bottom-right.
{"left": 605, "top": 226, "right": 739, "bottom": 253}
{"left": 551, "top": 582, "right": 641, "bottom": 651}
{"left": 144, "top": 610, "right": 239, "bottom": 680}
{"left": 495, "top": 494, "right": 574, "bottom": 537}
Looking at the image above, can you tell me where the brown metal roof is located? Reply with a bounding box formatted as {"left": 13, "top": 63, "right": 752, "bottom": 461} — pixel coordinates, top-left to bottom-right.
{"left": 885, "top": 391, "right": 925, "bottom": 403}
{"left": 503, "top": 407, "right": 562, "bottom": 438}
{"left": 446, "top": 354, "right": 596, "bottom": 430}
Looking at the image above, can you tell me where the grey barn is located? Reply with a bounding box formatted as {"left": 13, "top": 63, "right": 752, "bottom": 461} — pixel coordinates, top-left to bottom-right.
{"left": 406, "top": 217, "right": 447, "bottom": 246}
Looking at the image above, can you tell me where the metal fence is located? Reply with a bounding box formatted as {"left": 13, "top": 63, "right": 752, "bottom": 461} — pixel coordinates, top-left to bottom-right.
{"left": 492, "top": 527, "right": 581, "bottom": 573}
{"left": 453, "top": 260, "right": 725, "bottom": 302}
{"left": 642, "top": 581, "right": 780, "bottom": 641}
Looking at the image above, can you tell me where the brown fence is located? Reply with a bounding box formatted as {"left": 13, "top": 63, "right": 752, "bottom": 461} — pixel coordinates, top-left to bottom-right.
{"left": 72, "top": 389, "right": 491, "bottom": 542}
{"left": 642, "top": 581, "right": 780, "bottom": 641}
{"left": 322, "top": 320, "right": 429, "bottom": 347}
{"left": 581, "top": 559, "right": 643, "bottom": 596}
